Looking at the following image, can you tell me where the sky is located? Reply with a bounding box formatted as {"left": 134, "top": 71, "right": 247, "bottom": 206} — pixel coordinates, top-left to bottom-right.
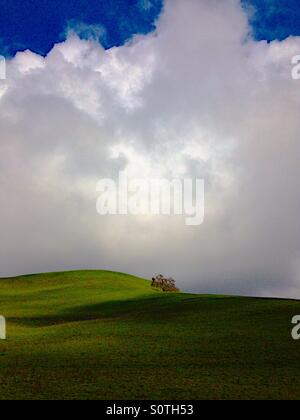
{"left": 1, "top": 0, "right": 300, "bottom": 57}
{"left": 1, "top": 0, "right": 300, "bottom": 298}
{"left": 0, "top": 0, "right": 163, "bottom": 56}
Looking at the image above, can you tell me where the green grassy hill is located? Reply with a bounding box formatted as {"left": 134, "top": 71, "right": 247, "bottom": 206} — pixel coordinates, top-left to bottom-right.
{"left": 0, "top": 270, "right": 300, "bottom": 400}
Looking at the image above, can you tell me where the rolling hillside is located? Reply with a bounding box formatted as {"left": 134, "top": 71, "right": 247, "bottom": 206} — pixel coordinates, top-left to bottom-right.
{"left": 0, "top": 270, "right": 300, "bottom": 400}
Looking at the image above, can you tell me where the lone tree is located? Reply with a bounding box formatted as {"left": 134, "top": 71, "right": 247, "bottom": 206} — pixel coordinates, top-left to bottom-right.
{"left": 151, "top": 274, "right": 179, "bottom": 292}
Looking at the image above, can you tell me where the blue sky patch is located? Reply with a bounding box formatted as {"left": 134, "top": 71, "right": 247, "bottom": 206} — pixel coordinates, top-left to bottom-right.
{"left": 0, "top": 0, "right": 163, "bottom": 57}
{"left": 0, "top": 0, "right": 299, "bottom": 57}
{"left": 242, "top": 0, "right": 300, "bottom": 41}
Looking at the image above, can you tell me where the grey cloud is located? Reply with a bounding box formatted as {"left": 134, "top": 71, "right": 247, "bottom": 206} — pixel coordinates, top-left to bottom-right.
{"left": 1, "top": 0, "right": 300, "bottom": 298}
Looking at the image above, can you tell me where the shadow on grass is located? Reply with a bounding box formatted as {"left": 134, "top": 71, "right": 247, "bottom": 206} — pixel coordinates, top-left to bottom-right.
{"left": 8, "top": 293, "right": 289, "bottom": 330}
{"left": 9, "top": 293, "right": 187, "bottom": 328}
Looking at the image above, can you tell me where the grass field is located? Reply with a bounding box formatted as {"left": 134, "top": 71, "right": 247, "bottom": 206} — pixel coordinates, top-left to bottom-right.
{"left": 0, "top": 270, "right": 300, "bottom": 400}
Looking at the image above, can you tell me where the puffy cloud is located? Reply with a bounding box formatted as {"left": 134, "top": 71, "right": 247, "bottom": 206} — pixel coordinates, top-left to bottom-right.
{"left": 1, "top": 0, "right": 300, "bottom": 297}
